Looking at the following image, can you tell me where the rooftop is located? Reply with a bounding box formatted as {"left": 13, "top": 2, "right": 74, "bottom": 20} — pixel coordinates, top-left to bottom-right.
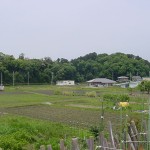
{"left": 87, "top": 78, "right": 116, "bottom": 84}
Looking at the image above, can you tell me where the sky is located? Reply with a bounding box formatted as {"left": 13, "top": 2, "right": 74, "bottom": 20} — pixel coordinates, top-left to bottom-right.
{"left": 0, "top": 0, "right": 150, "bottom": 61}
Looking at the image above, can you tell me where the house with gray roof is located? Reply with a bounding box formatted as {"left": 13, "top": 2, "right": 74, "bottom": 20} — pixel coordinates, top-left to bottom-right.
{"left": 87, "top": 78, "right": 116, "bottom": 87}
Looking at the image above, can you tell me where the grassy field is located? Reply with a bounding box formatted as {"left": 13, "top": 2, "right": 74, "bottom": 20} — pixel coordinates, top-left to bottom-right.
{"left": 0, "top": 85, "right": 149, "bottom": 149}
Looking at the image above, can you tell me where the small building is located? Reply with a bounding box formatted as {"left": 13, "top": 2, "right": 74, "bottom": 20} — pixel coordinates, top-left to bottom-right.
{"left": 117, "top": 76, "right": 129, "bottom": 82}
{"left": 87, "top": 78, "right": 116, "bottom": 87}
{"left": 56, "top": 80, "right": 75, "bottom": 86}
{"left": 129, "top": 81, "right": 140, "bottom": 88}
{"left": 142, "top": 77, "right": 150, "bottom": 81}
{"left": 132, "top": 76, "right": 142, "bottom": 82}
{"left": 0, "top": 85, "right": 4, "bottom": 91}
{"left": 114, "top": 82, "right": 129, "bottom": 88}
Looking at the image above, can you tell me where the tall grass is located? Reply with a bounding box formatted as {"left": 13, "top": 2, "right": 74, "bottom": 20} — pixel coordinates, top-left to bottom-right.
{"left": 0, "top": 115, "right": 91, "bottom": 150}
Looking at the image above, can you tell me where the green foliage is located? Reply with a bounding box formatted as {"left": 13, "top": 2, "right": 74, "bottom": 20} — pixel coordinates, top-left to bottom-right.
{"left": 85, "top": 91, "right": 97, "bottom": 97}
{"left": 0, "top": 52, "right": 150, "bottom": 84}
{"left": 103, "top": 94, "right": 129, "bottom": 102}
{"left": 54, "top": 90, "right": 62, "bottom": 95}
{"left": 138, "top": 80, "right": 150, "bottom": 94}
{"left": 89, "top": 126, "right": 99, "bottom": 138}
{"left": 62, "top": 91, "right": 74, "bottom": 96}
{"left": 0, "top": 115, "right": 90, "bottom": 150}
{"left": 103, "top": 94, "right": 130, "bottom": 106}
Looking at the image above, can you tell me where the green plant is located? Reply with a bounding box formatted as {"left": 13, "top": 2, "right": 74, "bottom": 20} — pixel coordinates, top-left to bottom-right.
{"left": 85, "top": 91, "right": 97, "bottom": 97}
{"left": 89, "top": 126, "right": 99, "bottom": 139}
{"left": 62, "top": 91, "right": 74, "bottom": 96}
{"left": 54, "top": 90, "right": 62, "bottom": 95}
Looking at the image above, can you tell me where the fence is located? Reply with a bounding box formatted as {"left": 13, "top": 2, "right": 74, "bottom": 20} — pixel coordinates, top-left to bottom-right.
{"left": 0, "top": 120, "right": 148, "bottom": 150}
{"left": 38, "top": 120, "right": 148, "bottom": 150}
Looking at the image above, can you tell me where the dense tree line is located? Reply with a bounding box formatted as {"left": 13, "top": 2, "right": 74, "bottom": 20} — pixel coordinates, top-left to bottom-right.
{"left": 0, "top": 52, "right": 150, "bottom": 85}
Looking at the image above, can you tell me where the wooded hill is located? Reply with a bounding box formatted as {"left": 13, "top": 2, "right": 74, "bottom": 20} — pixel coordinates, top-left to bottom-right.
{"left": 0, "top": 52, "right": 150, "bottom": 84}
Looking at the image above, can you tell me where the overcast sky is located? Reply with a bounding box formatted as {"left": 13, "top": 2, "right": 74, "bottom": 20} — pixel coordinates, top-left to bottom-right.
{"left": 0, "top": 0, "right": 150, "bottom": 61}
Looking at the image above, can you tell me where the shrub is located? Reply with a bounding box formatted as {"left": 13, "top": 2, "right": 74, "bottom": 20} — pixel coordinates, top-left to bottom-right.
{"left": 85, "top": 91, "right": 97, "bottom": 97}
{"left": 54, "top": 90, "right": 62, "bottom": 95}
{"left": 103, "top": 94, "right": 130, "bottom": 108}
{"left": 62, "top": 91, "right": 74, "bottom": 96}
{"left": 103, "top": 94, "right": 130, "bottom": 103}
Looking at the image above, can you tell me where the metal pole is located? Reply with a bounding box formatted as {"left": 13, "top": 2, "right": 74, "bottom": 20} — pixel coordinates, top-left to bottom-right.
{"left": 13, "top": 71, "right": 15, "bottom": 86}
{"left": 28, "top": 72, "right": 29, "bottom": 85}
{"left": 51, "top": 72, "right": 53, "bottom": 85}
{"left": 1, "top": 72, "right": 2, "bottom": 85}
{"left": 112, "top": 72, "right": 114, "bottom": 80}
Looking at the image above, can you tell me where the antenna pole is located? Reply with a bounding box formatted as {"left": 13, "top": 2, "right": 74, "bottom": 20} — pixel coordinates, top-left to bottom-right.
{"left": 1, "top": 72, "right": 2, "bottom": 85}
{"left": 28, "top": 72, "right": 29, "bottom": 85}
{"left": 112, "top": 71, "right": 114, "bottom": 80}
{"left": 51, "top": 72, "right": 54, "bottom": 85}
{"left": 13, "top": 71, "right": 15, "bottom": 86}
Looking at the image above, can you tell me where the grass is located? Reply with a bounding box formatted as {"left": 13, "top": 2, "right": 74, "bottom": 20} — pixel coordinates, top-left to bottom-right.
{"left": 0, "top": 114, "right": 91, "bottom": 150}
{"left": 0, "top": 94, "right": 49, "bottom": 107}
{"left": 0, "top": 85, "right": 149, "bottom": 149}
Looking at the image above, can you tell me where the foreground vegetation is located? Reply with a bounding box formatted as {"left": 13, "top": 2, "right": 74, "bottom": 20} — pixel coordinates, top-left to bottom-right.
{"left": 0, "top": 115, "right": 91, "bottom": 149}
{"left": 0, "top": 85, "right": 149, "bottom": 149}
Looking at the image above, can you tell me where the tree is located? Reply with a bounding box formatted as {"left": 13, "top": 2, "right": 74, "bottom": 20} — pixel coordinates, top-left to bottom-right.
{"left": 138, "top": 80, "right": 150, "bottom": 94}
{"left": 19, "top": 53, "right": 25, "bottom": 59}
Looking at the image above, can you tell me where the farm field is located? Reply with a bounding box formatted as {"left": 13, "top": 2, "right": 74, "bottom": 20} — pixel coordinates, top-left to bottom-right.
{"left": 0, "top": 85, "right": 149, "bottom": 149}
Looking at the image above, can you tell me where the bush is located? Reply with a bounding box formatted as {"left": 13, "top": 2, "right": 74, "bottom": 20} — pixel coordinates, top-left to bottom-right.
{"left": 54, "top": 90, "right": 62, "bottom": 95}
{"left": 103, "top": 94, "right": 130, "bottom": 103}
{"left": 89, "top": 126, "right": 99, "bottom": 138}
{"left": 103, "top": 94, "right": 130, "bottom": 108}
{"left": 85, "top": 91, "right": 97, "bottom": 97}
{"left": 62, "top": 91, "right": 74, "bottom": 96}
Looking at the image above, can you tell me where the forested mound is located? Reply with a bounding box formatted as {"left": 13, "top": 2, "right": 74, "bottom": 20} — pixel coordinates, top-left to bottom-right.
{"left": 0, "top": 52, "right": 149, "bottom": 84}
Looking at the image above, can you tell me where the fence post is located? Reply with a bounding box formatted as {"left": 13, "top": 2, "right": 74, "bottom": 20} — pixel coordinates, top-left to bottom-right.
{"left": 60, "top": 139, "right": 65, "bottom": 150}
{"left": 108, "top": 121, "right": 116, "bottom": 149}
{"left": 98, "top": 133, "right": 106, "bottom": 150}
{"left": 47, "top": 145, "right": 53, "bottom": 150}
{"left": 40, "top": 145, "right": 46, "bottom": 150}
{"left": 72, "top": 138, "right": 80, "bottom": 150}
{"left": 86, "top": 136, "right": 94, "bottom": 150}
{"left": 127, "top": 133, "right": 136, "bottom": 150}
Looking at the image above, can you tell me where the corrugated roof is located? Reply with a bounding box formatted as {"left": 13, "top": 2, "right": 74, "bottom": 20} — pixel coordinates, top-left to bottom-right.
{"left": 87, "top": 78, "right": 116, "bottom": 83}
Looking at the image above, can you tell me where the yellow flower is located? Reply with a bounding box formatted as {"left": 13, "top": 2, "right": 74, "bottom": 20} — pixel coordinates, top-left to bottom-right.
{"left": 119, "top": 102, "right": 129, "bottom": 107}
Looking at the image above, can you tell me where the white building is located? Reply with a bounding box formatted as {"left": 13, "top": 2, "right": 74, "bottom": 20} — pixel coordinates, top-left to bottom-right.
{"left": 0, "top": 85, "right": 4, "bottom": 91}
{"left": 56, "top": 80, "right": 75, "bottom": 86}
{"left": 129, "top": 81, "right": 141, "bottom": 88}
{"left": 142, "top": 77, "right": 150, "bottom": 81}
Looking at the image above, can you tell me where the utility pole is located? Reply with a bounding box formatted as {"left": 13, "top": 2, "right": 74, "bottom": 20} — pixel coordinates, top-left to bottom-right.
{"left": 112, "top": 71, "right": 114, "bottom": 80}
{"left": 51, "top": 72, "right": 53, "bottom": 85}
{"left": 1, "top": 72, "right": 2, "bottom": 85}
{"left": 27, "top": 72, "right": 30, "bottom": 85}
{"left": 13, "top": 71, "right": 15, "bottom": 86}
{"left": 130, "top": 72, "right": 132, "bottom": 81}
